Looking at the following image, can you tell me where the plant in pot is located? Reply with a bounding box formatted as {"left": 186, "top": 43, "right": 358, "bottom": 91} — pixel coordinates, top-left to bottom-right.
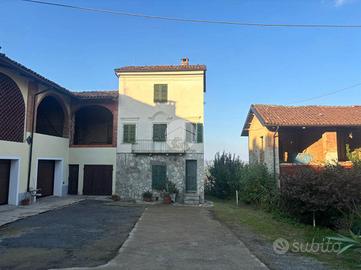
{"left": 142, "top": 191, "right": 153, "bottom": 202}
{"left": 20, "top": 192, "right": 31, "bottom": 206}
{"left": 163, "top": 191, "right": 172, "bottom": 204}
{"left": 165, "top": 181, "right": 179, "bottom": 203}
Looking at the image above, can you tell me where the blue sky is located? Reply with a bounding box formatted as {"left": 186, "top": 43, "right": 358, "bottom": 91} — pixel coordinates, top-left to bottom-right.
{"left": 1, "top": 0, "right": 361, "bottom": 160}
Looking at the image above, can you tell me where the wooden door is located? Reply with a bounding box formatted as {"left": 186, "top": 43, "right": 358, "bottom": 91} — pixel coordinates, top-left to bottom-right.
{"left": 186, "top": 160, "right": 197, "bottom": 192}
{"left": 0, "top": 160, "right": 11, "bottom": 205}
{"left": 83, "top": 165, "right": 112, "bottom": 195}
{"left": 37, "top": 160, "right": 55, "bottom": 197}
{"left": 68, "top": 165, "right": 79, "bottom": 195}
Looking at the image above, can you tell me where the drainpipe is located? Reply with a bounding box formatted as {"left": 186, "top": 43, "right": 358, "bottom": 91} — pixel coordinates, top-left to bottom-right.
{"left": 26, "top": 88, "right": 51, "bottom": 192}
{"left": 273, "top": 126, "right": 280, "bottom": 187}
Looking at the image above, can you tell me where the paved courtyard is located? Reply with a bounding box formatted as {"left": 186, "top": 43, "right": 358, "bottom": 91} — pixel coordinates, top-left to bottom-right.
{"left": 0, "top": 201, "right": 266, "bottom": 270}
{"left": 0, "top": 200, "right": 144, "bottom": 270}
{"left": 66, "top": 205, "right": 267, "bottom": 270}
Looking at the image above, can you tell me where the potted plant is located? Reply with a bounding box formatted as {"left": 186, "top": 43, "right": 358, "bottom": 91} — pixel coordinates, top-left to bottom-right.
{"left": 20, "top": 192, "right": 31, "bottom": 206}
{"left": 163, "top": 191, "right": 172, "bottom": 204}
{"left": 142, "top": 191, "right": 153, "bottom": 202}
{"left": 166, "top": 181, "right": 179, "bottom": 203}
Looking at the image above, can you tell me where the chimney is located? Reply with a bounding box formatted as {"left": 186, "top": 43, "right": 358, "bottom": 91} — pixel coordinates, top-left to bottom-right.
{"left": 181, "top": 57, "right": 189, "bottom": 66}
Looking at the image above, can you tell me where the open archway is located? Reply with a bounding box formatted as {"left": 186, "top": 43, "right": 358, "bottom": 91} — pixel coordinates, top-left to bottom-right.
{"left": 36, "top": 96, "right": 65, "bottom": 137}
{"left": 0, "top": 73, "right": 25, "bottom": 142}
{"left": 73, "top": 105, "right": 113, "bottom": 145}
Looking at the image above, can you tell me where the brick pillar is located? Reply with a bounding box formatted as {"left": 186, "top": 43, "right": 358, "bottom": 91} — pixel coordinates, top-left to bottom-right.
{"left": 26, "top": 81, "right": 39, "bottom": 132}
{"left": 322, "top": 131, "right": 338, "bottom": 164}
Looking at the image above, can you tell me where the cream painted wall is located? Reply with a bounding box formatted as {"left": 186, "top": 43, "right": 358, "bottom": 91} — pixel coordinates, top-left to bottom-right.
{"left": 118, "top": 71, "right": 204, "bottom": 123}
{"left": 31, "top": 133, "right": 69, "bottom": 193}
{"left": 248, "top": 115, "right": 279, "bottom": 175}
{"left": 117, "top": 71, "right": 205, "bottom": 154}
{"left": 68, "top": 147, "right": 117, "bottom": 194}
{"left": 0, "top": 140, "right": 29, "bottom": 195}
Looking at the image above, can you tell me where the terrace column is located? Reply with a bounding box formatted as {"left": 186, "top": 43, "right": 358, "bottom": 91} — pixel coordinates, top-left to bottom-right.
{"left": 322, "top": 131, "right": 338, "bottom": 164}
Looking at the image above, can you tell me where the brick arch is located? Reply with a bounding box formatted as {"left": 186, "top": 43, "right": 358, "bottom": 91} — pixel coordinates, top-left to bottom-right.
{"left": 35, "top": 94, "right": 69, "bottom": 137}
{"left": 0, "top": 72, "right": 25, "bottom": 142}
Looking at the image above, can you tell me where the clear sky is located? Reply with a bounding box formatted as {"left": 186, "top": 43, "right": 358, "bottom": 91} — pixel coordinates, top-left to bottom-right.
{"left": 1, "top": 0, "right": 361, "bottom": 161}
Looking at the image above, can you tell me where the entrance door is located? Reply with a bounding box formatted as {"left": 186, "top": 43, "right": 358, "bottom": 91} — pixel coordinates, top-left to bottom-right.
{"left": 68, "top": 165, "right": 79, "bottom": 195}
{"left": 37, "top": 160, "right": 55, "bottom": 197}
{"left": 186, "top": 160, "right": 197, "bottom": 192}
{"left": 83, "top": 165, "right": 112, "bottom": 195}
{"left": 0, "top": 160, "right": 11, "bottom": 205}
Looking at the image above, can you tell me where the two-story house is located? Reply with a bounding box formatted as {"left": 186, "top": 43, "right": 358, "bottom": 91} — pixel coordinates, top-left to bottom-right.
{"left": 115, "top": 58, "right": 206, "bottom": 204}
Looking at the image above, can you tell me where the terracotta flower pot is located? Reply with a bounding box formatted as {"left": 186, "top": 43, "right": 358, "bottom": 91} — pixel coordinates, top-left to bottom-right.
{"left": 21, "top": 198, "right": 30, "bottom": 206}
{"left": 163, "top": 195, "right": 172, "bottom": 204}
{"left": 143, "top": 197, "right": 152, "bottom": 202}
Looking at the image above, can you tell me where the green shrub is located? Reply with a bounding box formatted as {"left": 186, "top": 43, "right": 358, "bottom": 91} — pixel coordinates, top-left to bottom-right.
{"left": 346, "top": 144, "right": 361, "bottom": 166}
{"left": 206, "top": 152, "right": 243, "bottom": 199}
{"left": 206, "top": 152, "right": 278, "bottom": 210}
{"left": 280, "top": 165, "right": 361, "bottom": 228}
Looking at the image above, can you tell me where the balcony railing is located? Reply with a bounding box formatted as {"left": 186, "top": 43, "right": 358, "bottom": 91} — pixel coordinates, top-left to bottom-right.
{"left": 131, "top": 139, "right": 188, "bottom": 154}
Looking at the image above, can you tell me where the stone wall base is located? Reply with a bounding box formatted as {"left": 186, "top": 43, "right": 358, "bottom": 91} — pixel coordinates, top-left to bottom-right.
{"left": 115, "top": 153, "right": 204, "bottom": 203}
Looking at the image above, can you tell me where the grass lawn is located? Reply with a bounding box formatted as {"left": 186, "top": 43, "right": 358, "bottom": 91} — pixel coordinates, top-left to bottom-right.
{"left": 211, "top": 197, "right": 361, "bottom": 269}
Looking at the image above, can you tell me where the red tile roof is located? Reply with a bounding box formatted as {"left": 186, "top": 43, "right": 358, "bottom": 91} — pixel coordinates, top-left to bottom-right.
{"left": 72, "top": 90, "right": 118, "bottom": 99}
{"left": 115, "top": 64, "right": 206, "bottom": 73}
{"left": 242, "top": 104, "right": 361, "bottom": 136}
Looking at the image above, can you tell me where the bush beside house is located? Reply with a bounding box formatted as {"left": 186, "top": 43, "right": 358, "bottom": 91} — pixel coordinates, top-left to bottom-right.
{"left": 207, "top": 152, "right": 361, "bottom": 231}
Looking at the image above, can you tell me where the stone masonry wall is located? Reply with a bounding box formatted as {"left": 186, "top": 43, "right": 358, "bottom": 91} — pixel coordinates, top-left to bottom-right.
{"left": 116, "top": 153, "right": 204, "bottom": 203}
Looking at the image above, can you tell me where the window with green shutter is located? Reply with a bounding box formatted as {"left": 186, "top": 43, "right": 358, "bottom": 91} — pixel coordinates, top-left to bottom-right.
{"left": 196, "top": 123, "right": 203, "bottom": 143}
{"left": 153, "top": 124, "right": 167, "bottom": 142}
{"left": 123, "top": 124, "right": 136, "bottom": 143}
{"left": 152, "top": 164, "right": 167, "bottom": 190}
{"left": 154, "top": 84, "right": 168, "bottom": 103}
{"left": 185, "top": 122, "right": 203, "bottom": 143}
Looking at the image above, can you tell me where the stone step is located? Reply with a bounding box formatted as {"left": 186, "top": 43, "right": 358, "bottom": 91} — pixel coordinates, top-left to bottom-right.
{"left": 184, "top": 193, "right": 200, "bottom": 205}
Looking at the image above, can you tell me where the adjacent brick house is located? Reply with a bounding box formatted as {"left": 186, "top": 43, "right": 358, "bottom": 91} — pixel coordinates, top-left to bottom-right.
{"left": 242, "top": 104, "right": 361, "bottom": 179}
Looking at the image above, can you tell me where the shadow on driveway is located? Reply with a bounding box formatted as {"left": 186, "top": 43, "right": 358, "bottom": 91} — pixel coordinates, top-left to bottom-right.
{"left": 0, "top": 200, "right": 144, "bottom": 270}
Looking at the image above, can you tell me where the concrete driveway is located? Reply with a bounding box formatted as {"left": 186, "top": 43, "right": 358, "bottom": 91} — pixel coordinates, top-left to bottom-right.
{"left": 0, "top": 200, "right": 144, "bottom": 270}
{"left": 68, "top": 205, "right": 267, "bottom": 270}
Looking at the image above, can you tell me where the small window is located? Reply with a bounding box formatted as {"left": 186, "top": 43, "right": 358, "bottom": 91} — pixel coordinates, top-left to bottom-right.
{"left": 154, "top": 84, "right": 168, "bottom": 103}
{"left": 152, "top": 164, "right": 167, "bottom": 190}
{"left": 186, "top": 123, "right": 203, "bottom": 143}
{"left": 123, "top": 124, "right": 136, "bottom": 143}
{"left": 153, "top": 124, "right": 167, "bottom": 142}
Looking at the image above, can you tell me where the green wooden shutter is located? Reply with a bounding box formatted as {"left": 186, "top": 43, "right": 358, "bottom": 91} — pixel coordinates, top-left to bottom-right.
{"left": 196, "top": 123, "right": 203, "bottom": 143}
{"left": 185, "top": 122, "right": 192, "bottom": 142}
{"left": 152, "top": 165, "right": 166, "bottom": 190}
{"left": 123, "top": 124, "right": 136, "bottom": 143}
{"left": 153, "top": 124, "right": 167, "bottom": 142}
{"left": 154, "top": 84, "right": 167, "bottom": 102}
{"left": 161, "top": 84, "right": 168, "bottom": 102}
{"left": 154, "top": 84, "right": 161, "bottom": 102}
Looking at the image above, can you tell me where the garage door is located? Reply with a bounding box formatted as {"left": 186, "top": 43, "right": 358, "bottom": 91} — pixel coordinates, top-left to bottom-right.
{"left": 0, "top": 160, "right": 11, "bottom": 205}
{"left": 37, "top": 160, "right": 55, "bottom": 197}
{"left": 83, "top": 165, "right": 112, "bottom": 195}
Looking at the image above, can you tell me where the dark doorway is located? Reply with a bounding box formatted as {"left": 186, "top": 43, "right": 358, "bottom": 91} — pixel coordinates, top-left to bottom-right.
{"left": 68, "top": 165, "right": 79, "bottom": 195}
{"left": 37, "top": 160, "right": 55, "bottom": 197}
{"left": 36, "top": 96, "right": 65, "bottom": 137}
{"left": 73, "top": 106, "right": 113, "bottom": 145}
{"left": 0, "top": 160, "right": 11, "bottom": 205}
{"left": 83, "top": 165, "right": 112, "bottom": 195}
{"left": 186, "top": 160, "right": 197, "bottom": 192}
